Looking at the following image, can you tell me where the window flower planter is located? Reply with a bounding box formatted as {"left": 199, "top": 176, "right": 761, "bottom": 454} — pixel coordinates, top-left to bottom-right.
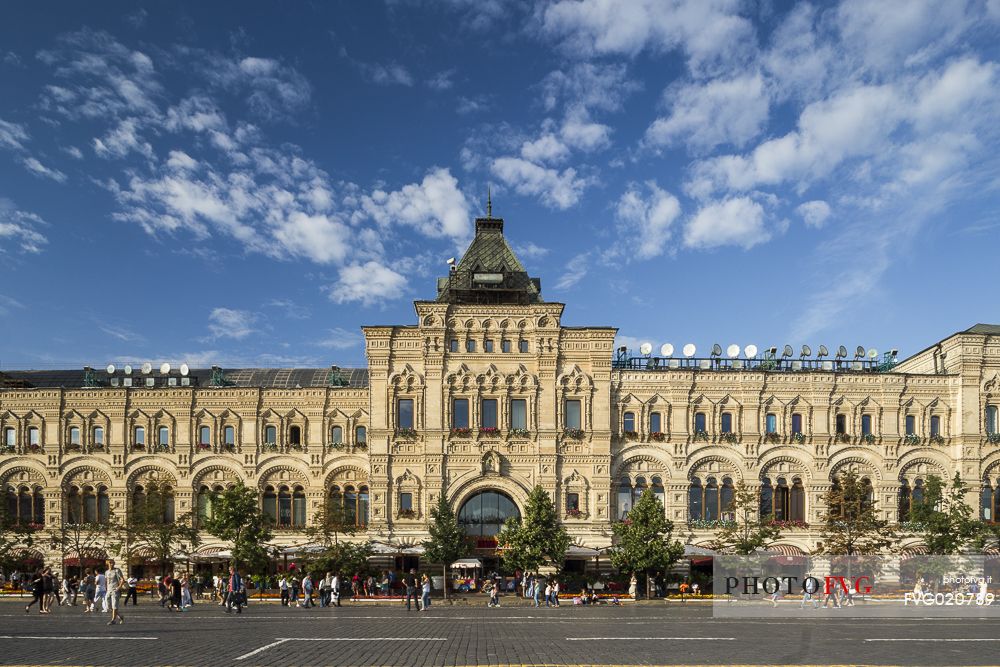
{"left": 623, "top": 430, "right": 639, "bottom": 440}
{"left": 903, "top": 434, "right": 921, "bottom": 445}
{"left": 693, "top": 430, "right": 710, "bottom": 442}
{"left": 862, "top": 433, "right": 877, "bottom": 444}
{"left": 565, "top": 508, "right": 583, "bottom": 518}
{"left": 262, "top": 443, "right": 278, "bottom": 452}
{"left": 450, "top": 427, "right": 473, "bottom": 438}
{"left": 836, "top": 433, "right": 852, "bottom": 443}
{"left": 649, "top": 431, "right": 666, "bottom": 442}
{"left": 791, "top": 432, "right": 806, "bottom": 444}
{"left": 509, "top": 428, "right": 531, "bottom": 438}
{"left": 222, "top": 444, "right": 236, "bottom": 452}
{"left": 329, "top": 442, "right": 345, "bottom": 451}
{"left": 355, "top": 442, "right": 368, "bottom": 450}
{"left": 197, "top": 443, "right": 212, "bottom": 452}
{"left": 397, "top": 509, "right": 416, "bottom": 519}
{"left": 929, "top": 434, "right": 946, "bottom": 444}
{"left": 764, "top": 432, "right": 781, "bottom": 443}
{"left": 768, "top": 519, "right": 809, "bottom": 529}
{"left": 479, "top": 427, "right": 501, "bottom": 437}
{"left": 396, "top": 427, "right": 418, "bottom": 440}
{"left": 988, "top": 433, "right": 1000, "bottom": 445}
{"left": 688, "top": 519, "right": 736, "bottom": 529}
{"left": 1, "top": 446, "right": 15, "bottom": 454}
{"left": 131, "top": 444, "right": 144, "bottom": 452}
{"left": 563, "top": 428, "right": 585, "bottom": 440}
{"left": 720, "top": 432, "right": 738, "bottom": 444}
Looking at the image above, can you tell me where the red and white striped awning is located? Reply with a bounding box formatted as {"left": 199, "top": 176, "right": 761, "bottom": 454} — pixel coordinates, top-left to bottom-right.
{"left": 769, "top": 544, "right": 806, "bottom": 556}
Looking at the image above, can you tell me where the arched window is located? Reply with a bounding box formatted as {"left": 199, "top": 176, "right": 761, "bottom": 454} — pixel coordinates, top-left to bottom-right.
{"left": 355, "top": 426, "right": 367, "bottom": 445}
{"left": 622, "top": 411, "right": 636, "bottom": 434}
{"left": 912, "top": 478, "right": 924, "bottom": 505}
{"left": 92, "top": 426, "right": 104, "bottom": 449}
{"left": 861, "top": 414, "right": 872, "bottom": 436}
{"left": 69, "top": 427, "right": 81, "bottom": 447}
{"left": 650, "top": 412, "right": 662, "bottom": 433}
{"left": 720, "top": 413, "right": 733, "bottom": 433}
{"left": 330, "top": 426, "right": 343, "bottom": 445}
{"left": 652, "top": 476, "right": 665, "bottom": 507}
{"left": 688, "top": 477, "right": 703, "bottom": 520}
{"left": 265, "top": 425, "right": 277, "bottom": 446}
{"left": 3, "top": 427, "right": 14, "bottom": 450}
{"left": 292, "top": 486, "right": 306, "bottom": 527}
{"left": 765, "top": 413, "right": 777, "bottom": 434}
{"left": 790, "top": 478, "right": 805, "bottom": 521}
{"left": 704, "top": 477, "right": 719, "bottom": 521}
{"left": 132, "top": 484, "right": 146, "bottom": 516}
{"left": 197, "top": 485, "right": 213, "bottom": 525}
{"left": 987, "top": 406, "right": 998, "bottom": 435}
{"left": 344, "top": 486, "right": 358, "bottom": 525}
{"left": 98, "top": 485, "right": 111, "bottom": 523}
{"left": 358, "top": 485, "right": 369, "bottom": 526}
{"left": 899, "top": 479, "right": 911, "bottom": 521}
{"left": 7, "top": 486, "right": 44, "bottom": 526}
{"left": 224, "top": 425, "right": 235, "bottom": 447}
{"left": 160, "top": 485, "right": 175, "bottom": 523}
{"left": 199, "top": 426, "right": 211, "bottom": 447}
{"left": 759, "top": 478, "right": 773, "bottom": 519}
{"left": 617, "top": 478, "right": 632, "bottom": 519}
{"left": 83, "top": 486, "right": 98, "bottom": 523}
{"left": 289, "top": 425, "right": 302, "bottom": 447}
{"left": 278, "top": 486, "right": 292, "bottom": 526}
{"left": 134, "top": 426, "right": 145, "bottom": 447}
{"left": 158, "top": 426, "right": 169, "bottom": 449}
{"left": 66, "top": 487, "right": 82, "bottom": 524}
{"left": 457, "top": 489, "right": 520, "bottom": 537}
{"left": 263, "top": 485, "right": 277, "bottom": 524}
{"left": 773, "top": 478, "right": 790, "bottom": 521}
{"left": 694, "top": 412, "right": 706, "bottom": 432}
{"left": 32, "top": 487, "right": 44, "bottom": 525}
{"left": 720, "top": 477, "right": 735, "bottom": 520}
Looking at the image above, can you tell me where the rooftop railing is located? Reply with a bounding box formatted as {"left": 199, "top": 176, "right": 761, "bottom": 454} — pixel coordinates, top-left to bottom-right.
{"left": 611, "top": 356, "right": 882, "bottom": 373}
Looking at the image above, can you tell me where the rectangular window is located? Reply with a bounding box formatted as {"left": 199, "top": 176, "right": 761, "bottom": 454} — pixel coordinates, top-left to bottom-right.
{"left": 765, "top": 413, "right": 777, "bottom": 434}
{"left": 566, "top": 492, "right": 580, "bottom": 511}
{"left": 159, "top": 427, "right": 169, "bottom": 446}
{"left": 518, "top": 339, "right": 529, "bottom": 353}
{"left": 398, "top": 398, "right": 414, "bottom": 429}
{"left": 4, "top": 428, "right": 14, "bottom": 448}
{"left": 501, "top": 339, "right": 511, "bottom": 353}
{"left": 452, "top": 398, "right": 470, "bottom": 429}
{"left": 861, "top": 414, "right": 872, "bottom": 436}
{"left": 650, "top": 412, "right": 662, "bottom": 433}
{"left": 133, "top": 427, "right": 144, "bottom": 445}
{"left": 836, "top": 414, "right": 847, "bottom": 434}
{"left": 791, "top": 413, "right": 802, "bottom": 434}
{"left": 510, "top": 399, "right": 527, "bottom": 431}
{"left": 930, "top": 415, "right": 940, "bottom": 437}
{"left": 484, "top": 339, "right": 494, "bottom": 353}
{"left": 93, "top": 427, "right": 104, "bottom": 447}
{"left": 449, "top": 339, "right": 459, "bottom": 353}
{"left": 623, "top": 411, "right": 636, "bottom": 433}
{"left": 331, "top": 426, "right": 343, "bottom": 444}
{"left": 265, "top": 425, "right": 277, "bottom": 444}
{"left": 565, "top": 399, "right": 582, "bottom": 430}
{"left": 69, "top": 427, "right": 80, "bottom": 445}
{"left": 694, "top": 412, "right": 707, "bottom": 432}
{"left": 224, "top": 426, "right": 235, "bottom": 446}
{"left": 905, "top": 415, "right": 915, "bottom": 435}
{"left": 721, "top": 412, "right": 733, "bottom": 433}
{"left": 988, "top": 406, "right": 998, "bottom": 435}
{"left": 466, "top": 339, "right": 476, "bottom": 352}
{"left": 400, "top": 492, "right": 413, "bottom": 512}
{"left": 481, "top": 398, "right": 498, "bottom": 429}
{"left": 199, "top": 426, "right": 211, "bottom": 446}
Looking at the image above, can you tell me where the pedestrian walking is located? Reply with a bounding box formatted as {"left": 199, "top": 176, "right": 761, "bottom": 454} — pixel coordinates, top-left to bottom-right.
{"left": 125, "top": 575, "right": 138, "bottom": 606}
{"left": 488, "top": 582, "right": 500, "bottom": 607}
{"left": 332, "top": 572, "right": 341, "bottom": 607}
{"left": 95, "top": 569, "right": 107, "bottom": 613}
{"left": 544, "top": 580, "right": 553, "bottom": 607}
{"left": 628, "top": 574, "right": 638, "bottom": 600}
{"left": 170, "top": 573, "right": 182, "bottom": 611}
{"left": 279, "top": 575, "right": 289, "bottom": 606}
{"left": 319, "top": 572, "right": 330, "bottom": 607}
{"left": 404, "top": 569, "right": 418, "bottom": 611}
{"left": 552, "top": 580, "right": 560, "bottom": 607}
{"left": 291, "top": 574, "right": 300, "bottom": 606}
{"left": 420, "top": 574, "right": 431, "bottom": 611}
{"left": 24, "top": 568, "right": 44, "bottom": 614}
{"left": 532, "top": 575, "right": 542, "bottom": 607}
{"left": 224, "top": 566, "right": 244, "bottom": 614}
{"left": 105, "top": 559, "right": 125, "bottom": 625}
{"left": 82, "top": 569, "right": 96, "bottom": 612}
{"left": 302, "top": 574, "right": 314, "bottom": 608}
{"left": 181, "top": 574, "right": 193, "bottom": 609}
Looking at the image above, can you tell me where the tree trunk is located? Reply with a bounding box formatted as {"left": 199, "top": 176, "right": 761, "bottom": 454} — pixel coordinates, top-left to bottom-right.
{"left": 442, "top": 564, "right": 448, "bottom": 601}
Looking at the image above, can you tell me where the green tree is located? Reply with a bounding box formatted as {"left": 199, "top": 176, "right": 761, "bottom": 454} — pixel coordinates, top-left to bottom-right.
{"left": 48, "top": 518, "right": 109, "bottom": 577}
{"left": 304, "top": 541, "right": 374, "bottom": 579}
{"left": 815, "top": 471, "right": 897, "bottom": 557}
{"left": 908, "top": 473, "right": 981, "bottom": 554}
{"left": 204, "top": 482, "right": 273, "bottom": 574}
{"left": 128, "top": 483, "right": 200, "bottom": 575}
{"left": 608, "top": 489, "right": 684, "bottom": 597}
{"left": 496, "top": 486, "right": 570, "bottom": 574}
{"left": 0, "top": 505, "right": 37, "bottom": 572}
{"left": 422, "top": 495, "right": 469, "bottom": 600}
{"left": 304, "top": 498, "right": 360, "bottom": 547}
{"left": 711, "top": 480, "right": 782, "bottom": 555}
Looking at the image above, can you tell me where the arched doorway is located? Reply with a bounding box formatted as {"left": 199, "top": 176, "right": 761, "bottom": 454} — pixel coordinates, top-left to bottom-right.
{"left": 457, "top": 490, "right": 520, "bottom": 572}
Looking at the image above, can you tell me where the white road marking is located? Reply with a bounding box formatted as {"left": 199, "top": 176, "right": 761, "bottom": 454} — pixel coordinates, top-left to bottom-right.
{"left": 0, "top": 635, "right": 157, "bottom": 640}
{"left": 234, "top": 637, "right": 448, "bottom": 661}
{"left": 865, "top": 638, "right": 1000, "bottom": 642}
{"left": 566, "top": 637, "right": 737, "bottom": 641}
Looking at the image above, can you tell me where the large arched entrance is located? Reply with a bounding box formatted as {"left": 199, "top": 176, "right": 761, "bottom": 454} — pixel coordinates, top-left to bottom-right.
{"left": 458, "top": 489, "right": 520, "bottom": 537}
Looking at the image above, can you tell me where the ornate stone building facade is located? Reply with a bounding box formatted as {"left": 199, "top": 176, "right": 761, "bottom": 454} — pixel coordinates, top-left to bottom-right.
{"left": 2, "top": 213, "right": 1000, "bottom": 565}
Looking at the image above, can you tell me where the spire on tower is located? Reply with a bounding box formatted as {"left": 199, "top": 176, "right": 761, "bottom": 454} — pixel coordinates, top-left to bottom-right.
{"left": 486, "top": 186, "right": 492, "bottom": 218}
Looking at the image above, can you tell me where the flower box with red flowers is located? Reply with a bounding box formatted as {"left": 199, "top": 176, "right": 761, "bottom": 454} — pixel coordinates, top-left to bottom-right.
{"left": 197, "top": 443, "right": 212, "bottom": 452}
{"left": 565, "top": 508, "right": 583, "bottom": 518}
{"left": 649, "top": 432, "right": 666, "bottom": 442}
{"left": 479, "top": 427, "right": 500, "bottom": 437}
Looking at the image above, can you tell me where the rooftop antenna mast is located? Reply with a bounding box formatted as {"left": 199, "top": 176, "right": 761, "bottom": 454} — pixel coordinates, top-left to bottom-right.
{"left": 486, "top": 185, "right": 492, "bottom": 217}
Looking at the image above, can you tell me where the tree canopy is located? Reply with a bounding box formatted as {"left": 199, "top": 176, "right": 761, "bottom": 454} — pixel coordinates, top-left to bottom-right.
{"left": 203, "top": 482, "right": 274, "bottom": 572}
{"left": 422, "top": 495, "right": 469, "bottom": 599}
{"left": 608, "top": 489, "right": 684, "bottom": 580}
{"left": 496, "top": 486, "right": 569, "bottom": 573}
{"left": 711, "top": 480, "right": 783, "bottom": 555}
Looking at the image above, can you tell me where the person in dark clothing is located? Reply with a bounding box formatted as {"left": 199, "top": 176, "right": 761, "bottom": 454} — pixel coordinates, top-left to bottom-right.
{"left": 404, "top": 569, "right": 418, "bottom": 611}
{"left": 25, "top": 569, "right": 45, "bottom": 614}
{"left": 170, "top": 574, "right": 182, "bottom": 611}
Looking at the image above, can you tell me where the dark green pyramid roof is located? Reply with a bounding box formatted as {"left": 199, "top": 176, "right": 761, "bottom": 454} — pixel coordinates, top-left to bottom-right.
{"left": 436, "top": 216, "right": 542, "bottom": 305}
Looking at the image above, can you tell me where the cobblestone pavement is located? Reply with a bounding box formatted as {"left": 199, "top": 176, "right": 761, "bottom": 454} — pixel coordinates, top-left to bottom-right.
{"left": 1, "top": 598, "right": 999, "bottom": 666}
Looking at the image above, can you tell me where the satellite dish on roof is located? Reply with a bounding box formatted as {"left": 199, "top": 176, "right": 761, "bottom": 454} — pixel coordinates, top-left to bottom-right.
{"left": 817, "top": 345, "right": 828, "bottom": 358}
{"left": 711, "top": 344, "right": 722, "bottom": 357}
{"left": 141, "top": 362, "right": 152, "bottom": 375}
{"left": 124, "top": 365, "right": 133, "bottom": 375}
{"left": 836, "top": 345, "right": 848, "bottom": 359}
{"left": 726, "top": 344, "right": 740, "bottom": 358}
{"left": 160, "top": 362, "right": 171, "bottom": 375}
{"left": 106, "top": 364, "right": 116, "bottom": 375}
{"left": 801, "top": 345, "right": 812, "bottom": 357}
{"left": 682, "top": 343, "right": 696, "bottom": 357}
{"left": 180, "top": 363, "right": 189, "bottom": 377}
{"left": 855, "top": 345, "right": 866, "bottom": 358}
{"left": 868, "top": 348, "right": 879, "bottom": 359}
{"left": 744, "top": 344, "right": 758, "bottom": 358}
{"left": 782, "top": 345, "right": 793, "bottom": 358}
{"left": 639, "top": 342, "right": 653, "bottom": 356}
{"left": 660, "top": 343, "right": 674, "bottom": 357}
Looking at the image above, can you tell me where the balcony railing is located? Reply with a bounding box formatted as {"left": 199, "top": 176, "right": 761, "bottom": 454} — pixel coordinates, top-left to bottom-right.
{"left": 613, "top": 356, "right": 880, "bottom": 373}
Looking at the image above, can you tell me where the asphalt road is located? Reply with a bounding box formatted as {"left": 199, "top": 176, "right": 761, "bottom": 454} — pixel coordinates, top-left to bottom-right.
{"left": 2, "top": 597, "right": 1000, "bottom": 666}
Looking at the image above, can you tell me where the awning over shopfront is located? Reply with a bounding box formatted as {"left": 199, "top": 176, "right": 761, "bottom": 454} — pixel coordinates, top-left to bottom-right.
{"left": 566, "top": 545, "right": 600, "bottom": 558}
{"left": 451, "top": 558, "right": 483, "bottom": 569}
{"left": 684, "top": 544, "right": 719, "bottom": 557}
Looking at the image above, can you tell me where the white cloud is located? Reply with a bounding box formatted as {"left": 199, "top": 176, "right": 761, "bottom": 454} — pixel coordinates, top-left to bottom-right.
{"left": 538, "top": 62, "right": 640, "bottom": 113}
{"left": 0, "top": 199, "right": 47, "bottom": 254}
{"left": 427, "top": 69, "right": 455, "bottom": 91}
{"left": 683, "top": 197, "right": 768, "bottom": 250}
{"left": 207, "top": 307, "right": 257, "bottom": 340}
{"left": 491, "top": 157, "right": 589, "bottom": 209}
{"left": 0, "top": 294, "right": 25, "bottom": 316}
{"left": 539, "top": 0, "right": 755, "bottom": 74}
{"left": 0, "top": 118, "right": 28, "bottom": 150}
{"left": 93, "top": 117, "right": 153, "bottom": 159}
{"left": 513, "top": 241, "right": 549, "bottom": 259}
{"left": 201, "top": 52, "right": 312, "bottom": 119}
{"left": 357, "top": 167, "right": 471, "bottom": 243}
{"left": 270, "top": 211, "right": 351, "bottom": 264}
{"left": 166, "top": 150, "right": 198, "bottom": 171}
{"left": 645, "top": 73, "right": 769, "bottom": 153}
{"left": 554, "top": 252, "right": 591, "bottom": 290}
{"left": 796, "top": 200, "right": 831, "bottom": 228}
{"left": 329, "top": 261, "right": 408, "bottom": 305}
{"left": 520, "top": 133, "right": 569, "bottom": 164}
{"left": 559, "top": 109, "right": 611, "bottom": 152}
{"left": 363, "top": 62, "right": 414, "bottom": 87}
{"left": 63, "top": 145, "right": 84, "bottom": 159}
{"left": 614, "top": 181, "right": 681, "bottom": 260}
{"left": 22, "top": 157, "right": 67, "bottom": 182}
{"left": 315, "top": 327, "right": 363, "bottom": 350}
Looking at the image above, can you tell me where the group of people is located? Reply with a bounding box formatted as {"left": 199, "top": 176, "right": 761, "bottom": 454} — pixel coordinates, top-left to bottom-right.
{"left": 24, "top": 560, "right": 128, "bottom": 625}
{"left": 155, "top": 572, "right": 195, "bottom": 611}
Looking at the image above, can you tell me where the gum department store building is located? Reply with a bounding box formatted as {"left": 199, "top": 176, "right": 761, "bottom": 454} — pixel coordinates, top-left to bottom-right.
{"left": 2, "top": 212, "right": 1000, "bottom": 570}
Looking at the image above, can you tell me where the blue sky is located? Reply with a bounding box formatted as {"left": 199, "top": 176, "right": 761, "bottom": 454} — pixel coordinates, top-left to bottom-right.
{"left": 1, "top": 0, "right": 999, "bottom": 370}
